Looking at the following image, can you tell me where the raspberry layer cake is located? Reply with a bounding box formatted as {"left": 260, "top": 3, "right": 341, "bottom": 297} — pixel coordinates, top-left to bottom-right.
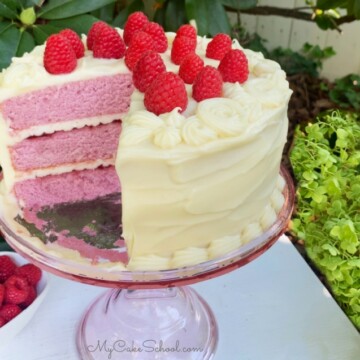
{"left": 0, "top": 15, "right": 292, "bottom": 271}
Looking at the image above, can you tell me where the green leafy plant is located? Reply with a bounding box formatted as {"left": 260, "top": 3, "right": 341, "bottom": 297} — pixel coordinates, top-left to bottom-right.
{"left": 329, "top": 74, "right": 360, "bottom": 110}
{"left": 269, "top": 43, "right": 336, "bottom": 77}
{"left": 290, "top": 110, "right": 360, "bottom": 329}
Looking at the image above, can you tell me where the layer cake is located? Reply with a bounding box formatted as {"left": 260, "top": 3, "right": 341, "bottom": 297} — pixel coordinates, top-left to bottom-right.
{"left": 0, "top": 18, "right": 292, "bottom": 270}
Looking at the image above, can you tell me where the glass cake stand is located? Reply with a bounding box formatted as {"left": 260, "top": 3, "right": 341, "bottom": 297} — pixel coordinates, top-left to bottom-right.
{"left": 0, "top": 167, "right": 294, "bottom": 360}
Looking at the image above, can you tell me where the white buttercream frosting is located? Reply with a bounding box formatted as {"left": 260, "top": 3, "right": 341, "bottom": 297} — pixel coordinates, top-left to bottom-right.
{"left": 0, "top": 48, "right": 129, "bottom": 103}
{"left": 242, "top": 223, "right": 263, "bottom": 244}
{"left": 208, "top": 235, "right": 242, "bottom": 259}
{"left": 182, "top": 116, "right": 218, "bottom": 145}
{"left": 171, "top": 247, "right": 208, "bottom": 268}
{"left": 260, "top": 204, "right": 278, "bottom": 230}
{"left": 127, "top": 255, "right": 171, "bottom": 271}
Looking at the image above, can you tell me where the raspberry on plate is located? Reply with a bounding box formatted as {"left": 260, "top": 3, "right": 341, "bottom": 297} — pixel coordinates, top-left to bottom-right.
{"left": 123, "top": 11, "right": 149, "bottom": 45}
{"left": 0, "top": 316, "right": 6, "bottom": 328}
{"left": 0, "top": 255, "right": 16, "bottom": 283}
{"left": 4, "top": 275, "right": 30, "bottom": 305}
{"left": 59, "top": 29, "right": 85, "bottom": 59}
{"left": 0, "top": 304, "right": 22, "bottom": 322}
{"left": 0, "top": 284, "right": 4, "bottom": 306}
{"left": 176, "top": 24, "right": 197, "bottom": 42}
{"left": 142, "top": 22, "right": 168, "bottom": 53}
{"left": 93, "top": 25, "right": 126, "bottom": 59}
{"left": 15, "top": 263, "right": 42, "bottom": 286}
{"left": 206, "top": 33, "right": 232, "bottom": 60}
{"left": 44, "top": 34, "right": 77, "bottom": 75}
{"left": 218, "top": 49, "right": 249, "bottom": 83}
{"left": 133, "top": 51, "right": 166, "bottom": 92}
{"left": 20, "top": 286, "right": 37, "bottom": 308}
{"left": 144, "top": 72, "right": 188, "bottom": 115}
{"left": 193, "top": 66, "right": 223, "bottom": 102}
{"left": 179, "top": 53, "right": 204, "bottom": 84}
{"left": 125, "top": 31, "right": 155, "bottom": 70}
{"left": 171, "top": 36, "right": 196, "bottom": 65}
{"left": 87, "top": 21, "right": 108, "bottom": 50}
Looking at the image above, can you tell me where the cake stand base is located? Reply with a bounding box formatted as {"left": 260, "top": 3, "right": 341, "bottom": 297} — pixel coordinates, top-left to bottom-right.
{"left": 77, "top": 286, "right": 218, "bottom": 360}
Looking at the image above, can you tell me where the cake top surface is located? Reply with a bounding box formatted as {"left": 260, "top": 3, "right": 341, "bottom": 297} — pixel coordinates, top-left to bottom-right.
{"left": 0, "top": 27, "right": 291, "bottom": 150}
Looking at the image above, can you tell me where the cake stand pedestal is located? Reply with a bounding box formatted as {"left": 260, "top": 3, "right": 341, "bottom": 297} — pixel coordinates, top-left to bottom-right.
{"left": 0, "top": 168, "right": 294, "bottom": 360}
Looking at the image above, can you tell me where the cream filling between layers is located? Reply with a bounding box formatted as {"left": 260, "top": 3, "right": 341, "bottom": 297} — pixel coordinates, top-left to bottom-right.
{"left": 2, "top": 113, "right": 126, "bottom": 144}
{"left": 0, "top": 113, "right": 124, "bottom": 191}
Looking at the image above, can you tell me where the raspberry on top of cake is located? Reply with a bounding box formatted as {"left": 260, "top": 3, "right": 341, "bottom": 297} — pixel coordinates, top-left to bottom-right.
{"left": 0, "top": 13, "right": 292, "bottom": 271}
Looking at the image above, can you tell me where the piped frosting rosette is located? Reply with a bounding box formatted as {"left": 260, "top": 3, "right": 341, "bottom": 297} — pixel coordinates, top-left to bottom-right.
{"left": 121, "top": 96, "right": 264, "bottom": 149}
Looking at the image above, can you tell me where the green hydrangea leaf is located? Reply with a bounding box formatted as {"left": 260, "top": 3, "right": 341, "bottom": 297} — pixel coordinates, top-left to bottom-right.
{"left": 185, "top": 0, "right": 231, "bottom": 36}
{"left": 33, "top": 24, "right": 62, "bottom": 45}
{"left": 0, "top": 21, "right": 12, "bottom": 35}
{"left": 112, "top": 0, "right": 144, "bottom": 28}
{"left": 0, "top": 1, "right": 18, "bottom": 19}
{"left": 16, "top": 30, "right": 36, "bottom": 57}
{"left": 322, "top": 244, "right": 339, "bottom": 256}
{"left": 39, "top": 0, "right": 117, "bottom": 20}
{"left": 49, "top": 14, "right": 99, "bottom": 35}
{"left": 0, "top": 25, "right": 21, "bottom": 70}
{"left": 165, "top": 0, "right": 187, "bottom": 32}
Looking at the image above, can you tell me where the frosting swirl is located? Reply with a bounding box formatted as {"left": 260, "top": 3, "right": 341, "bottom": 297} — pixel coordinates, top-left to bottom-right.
{"left": 171, "top": 247, "right": 208, "bottom": 268}
{"left": 128, "top": 255, "right": 170, "bottom": 271}
{"left": 153, "top": 125, "right": 182, "bottom": 149}
{"left": 208, "top": 235, "right": 241, "bottom": 259}
{"left": 182, "top": 116, "right": 218, "bottom": 145}
{"left": 120, "top": 125, "right": 153, "bottom": 146}
{"left": 197, "top": 98, "right": 250, "bottom": 137}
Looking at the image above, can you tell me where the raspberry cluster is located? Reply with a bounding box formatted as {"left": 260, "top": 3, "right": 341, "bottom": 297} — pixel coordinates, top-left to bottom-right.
{"left": 0, "top": 255, "right": 42, "bottom": 327}
{"left": 43, "top": 11, "right": 250, "bottom": 115}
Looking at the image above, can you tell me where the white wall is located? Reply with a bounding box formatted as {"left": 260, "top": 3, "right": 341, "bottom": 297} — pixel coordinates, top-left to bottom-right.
{"left": 237, "top": 0, "right": 360, "bottom": 80}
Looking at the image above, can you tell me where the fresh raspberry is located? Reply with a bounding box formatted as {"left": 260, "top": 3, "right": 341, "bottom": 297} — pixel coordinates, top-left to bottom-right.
{"left": 218, "top": 49, "right": 249, "bottom": 83}
{"left": 206, "top": 33, "right": 232, "bottom": 60}
{"left": 0, "top": 316, "right": 7, "bottom": 327}
{"left": 125, "top": 31, "right": 154, "bottom": 70}
{"left": 0, "top": 284, "right": 4, "bottom": 306}
{"left": 4, "top": 275, "right": 30, "bottom": 305}
{"left": 142, "top": 22, "right": 167, "bottom": 53}
{"left": 176, "top": 24, "right": 197, "bottom": 42}
{"left": 59, "top": 29, "right": 85, "bottom": 59}
{"left": 133, "top": 51, "right": 166, "bottom": 92}
{"left": 15, "top": 264, "right": 42, "bottom": 286}
{"left": 0, "top": 255, "right": 16, "bottom": 283}
{"left": 0, "top": 304, "right": 22, "bottom": 322}
{"left": 21, "top": 286, "right": 37, "bottom": 308}
{"left": 93, "top": 25, "right": 126, "bottom": 59}
{"left": 87, "top": 21, "right": 108, "bottom": 50}
{"left": 144, "top": 72, "right": 188, "bottom": 115}
{"left": 193, "top": 66, "right": 223, "bottom": 102}
{"left": 123, "top": 11, "right": 149, "bottom": 45}
{"left": 44, "top": 34, "right": 77, "bottom": 74}
{"left": 179, "top": 53, "right": 204, "bottom": 84}
{"left": 171, "top": 36, "right": 196, "bottom": 65}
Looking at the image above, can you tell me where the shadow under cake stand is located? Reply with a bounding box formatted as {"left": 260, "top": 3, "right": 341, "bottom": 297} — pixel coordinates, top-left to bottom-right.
{"left": 0, "top": 168, "right": 294, "bottom": 360}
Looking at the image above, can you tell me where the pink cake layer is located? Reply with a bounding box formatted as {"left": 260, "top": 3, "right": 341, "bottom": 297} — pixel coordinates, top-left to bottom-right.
{"left": 56, "top": 235, "right": 128, "bottom": 263}
{"left": 14, "top": 166, "right": 120, "bottom": 208}
{"left": 2, "top": 74, "right": 133, "bottom": 131}
{"left": 10, "top": 121, "right": 121, "bottom": 171}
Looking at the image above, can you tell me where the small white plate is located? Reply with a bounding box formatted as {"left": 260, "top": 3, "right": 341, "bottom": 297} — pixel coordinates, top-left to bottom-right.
{"left": 0, "top": 251, "right": 49, "bottom": 348}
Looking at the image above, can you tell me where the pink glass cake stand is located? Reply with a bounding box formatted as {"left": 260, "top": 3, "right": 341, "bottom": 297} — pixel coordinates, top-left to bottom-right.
{"left": 0, "top": 167, "right": 294, "bottom": 360}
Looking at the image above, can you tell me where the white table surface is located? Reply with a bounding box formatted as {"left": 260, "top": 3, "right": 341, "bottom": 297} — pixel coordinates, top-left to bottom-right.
{"left": 0, "top": 235, "right": 359, "bottom": 360}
